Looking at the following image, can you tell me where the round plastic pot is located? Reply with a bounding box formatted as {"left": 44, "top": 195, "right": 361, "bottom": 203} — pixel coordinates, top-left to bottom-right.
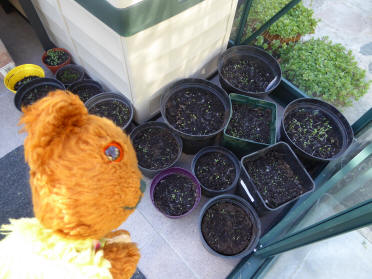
{"left": 4, "top": 64, "right": 45, "bottom": 93}
{"left": 85, "top": 92, "right": 134, "bottom": 131}
{"left": 68, "top": 79, "right": 103, "bottom": 103}
{"left": 42, "top": 48, "right": 72, "bottom": 74}
{"left": 55, "top": 64, "right": 85, "bottom": 86}
{"left": 238, "top": 142, "right": 315, "bottom": 216}
{"left": 222, "top": 93, "right": 277, "bottom": 158}
{"left": 160, "top": 78, "right": 230, "bottom": 154}
{"left": 14, "top": 77, "right": 65, "bottom": 111}
{"left": 150, "top": 167, "right": 201, "bottom": 219}
{"left": 218, "top": 45, "right": 281, "bottom": 97}
{"left": 199, "top": 194, "right": 261, "bottom": 258}
{"left": 130, "top": 121, "right": 183, "bottom": 178}
{"left": 191, "top": 146, "right": 240, "bottom": 197}
{"left": 281, "top": 98, "right": 354, "bottom": 163}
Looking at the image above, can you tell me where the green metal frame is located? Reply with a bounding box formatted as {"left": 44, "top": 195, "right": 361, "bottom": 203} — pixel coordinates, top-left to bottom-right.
{"left": 255, "top": 198, "right": 372, "bottom": 258}
{"left": 231, "top": 0, "right": 301, "bottom": 45}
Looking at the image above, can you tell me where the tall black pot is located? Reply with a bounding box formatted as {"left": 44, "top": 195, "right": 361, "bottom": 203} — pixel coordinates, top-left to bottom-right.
{"left": 160, "top": 78, "right": 230, "bottom": 154}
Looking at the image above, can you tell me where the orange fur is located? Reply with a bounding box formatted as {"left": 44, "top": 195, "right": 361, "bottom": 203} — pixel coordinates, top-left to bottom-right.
{"left": 19, "top": 90, "right": 142, "bottom": 278}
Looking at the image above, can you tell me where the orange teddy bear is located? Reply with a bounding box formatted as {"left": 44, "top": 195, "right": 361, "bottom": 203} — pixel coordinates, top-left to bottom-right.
{"left": 0, "top": 91, "right": 144, "bottom": 279}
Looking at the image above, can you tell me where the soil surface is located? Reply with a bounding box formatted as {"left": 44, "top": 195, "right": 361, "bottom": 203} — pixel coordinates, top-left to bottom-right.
{"left": 202, "top": 201, "right": 253, "bottom": 255}
{"left": 89, "top": 100, "right": 130, "bottom": 128}
{"left": 243, "top": 150, "right": 307, "bottom": 209}
{"left": 226, "top": 102, "right": 272, "bottom": 143}
{"left": 195, "top": 152, "right": 236, "bottom": 191}
{"left": 284, "top": 107, "right": 342, "bottom": 158}
{"left": 21, "top": 85, "right": 60, "bottom": 107}
{"left": 154, "top": 174, "right": 197, "bottom": 216}
{"left": 222, "top": 57, "right": 275, "bottom": 92}
{"left": 14, "top": 76, "right": 39, "bottom": 91}
{"left": 44, "top": 50, "right": 69, "bottom": 66}
{"left": 70, "top": 85, "right": 102, "bottom": 103}
{"left": 133, "top": 126, "right": 180, "bottom": 170}
{"left": 57, "top": 69, "right": 82, "bottom": 84}
{"left": 165, "top": 87, "right": 225, "bottom": 135}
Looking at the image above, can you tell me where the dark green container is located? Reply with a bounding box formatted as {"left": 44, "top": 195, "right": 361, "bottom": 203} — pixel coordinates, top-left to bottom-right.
{"left": 222, "top": 93, "right": 277, "bottom": 158}
{"left": 74, "top": 0, "right": 205, "bottom": 37}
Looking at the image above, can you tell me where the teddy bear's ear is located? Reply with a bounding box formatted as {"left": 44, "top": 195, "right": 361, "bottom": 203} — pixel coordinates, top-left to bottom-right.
{"left": 20, "top": 90, "right": 88, "bottom": 169}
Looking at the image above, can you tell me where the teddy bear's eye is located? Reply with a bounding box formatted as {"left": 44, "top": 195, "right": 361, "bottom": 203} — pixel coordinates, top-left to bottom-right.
{"left": 104, "top": 142, "right": 123, "bottom": 162}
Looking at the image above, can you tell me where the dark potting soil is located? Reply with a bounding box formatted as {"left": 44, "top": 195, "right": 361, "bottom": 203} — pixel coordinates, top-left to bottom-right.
{"left": 44, "top": 50, "right": 69, "bottom": 66}
{"left": 202, "top": 201, "right": 253, "bottom": 255}
{"left": 226, "top": 102, "right": 272, "bottom": 144}
{"left": 57, "top": 69, "right": 82, "bottom": 84}
{"left": 21, "top": 85, "right": 60, "bottom": 107}
{"left": 70, "top": 85, "right": 102, "bottom": 103}
{"left": 222, "top": 57, "right": 275, "bottom": 93}
{"left": 14, "top": 76, "right": 39, "bottom": 91}
{"left": 89, "top": 100, "right": 130, "bottom": 128}
{"left": 133, "top": 127, "right": 180, "bottom": 170}
{"left": 154, "top": 174, "right": 197, "bottom": 216}
{"left": 195, "top": 152, "right": 236, "bottom": 191}
{"left": 243, "top": 150, "right": 307, "bottom": 208}
{"left": 165, "top": 87, "right": 225, "bottom": 135}
{"left": 285, "top": 108, "right": 342, "bottom": 159}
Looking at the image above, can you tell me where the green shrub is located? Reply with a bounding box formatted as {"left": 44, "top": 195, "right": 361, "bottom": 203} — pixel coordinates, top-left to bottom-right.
{"left": 279, "top": 37, "right": 371, "bottom": 106}
{"left": 234, "top": 1, "right": 318, "bottom": 42}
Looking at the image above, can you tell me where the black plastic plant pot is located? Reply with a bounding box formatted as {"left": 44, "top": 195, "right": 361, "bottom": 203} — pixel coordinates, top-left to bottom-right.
{"left": 238, "top": 142, "right": 315, "bottom": 216}
{"left": 222, "top": 93, "right": 277, "bottom": 158}
{"left": 199, "top": 194, "right": 261, "bottom": 258}
{"left": 68, "top": 80, "right": 103, "bottom": 103}
{"left": 218, "top": 45, "right": 281, "bottom": 97}
{"left": 281, "top": 98, "right": 354, "bottom": 163}
{"left": 14, "top": 77, "right": 65, "bottom": 111}
{"left": 191, "top": 146, "right": 241, "bottom": 197}
{"left": 130, "top": 121, "right": 183, "bottom": 178}
{"left": 55, "top": 64, "right": 85, "bottom": 86}
{"left": 160, "top": 78, "right": 230, "bottom": 154}
{"left": 85, "top": 92, "right": 134, "bottom": 131}
{"left": 150, "top": 167, "right": 201, "bottom": 219}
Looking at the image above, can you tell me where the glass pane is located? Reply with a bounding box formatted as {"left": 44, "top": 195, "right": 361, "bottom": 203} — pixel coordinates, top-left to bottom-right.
{"left": 230, "top": 0, "right": 246, "bottom": 43}
{"left": 260, "top": 224, "right": 372, "bottom": 279}
{"left": 258, "top": 123, "right": 372, "bottom": 279}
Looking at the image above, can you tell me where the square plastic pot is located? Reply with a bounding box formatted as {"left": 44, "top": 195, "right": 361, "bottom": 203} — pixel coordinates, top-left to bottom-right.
{"left": 237, "top": 142, "right": 315, "bottom": 216}
{"left": 222, "top": 93, "right": 277, "bottom": 158}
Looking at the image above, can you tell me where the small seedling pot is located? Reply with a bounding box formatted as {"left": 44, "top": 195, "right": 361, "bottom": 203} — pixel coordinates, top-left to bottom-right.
{"left": 238, "top": 142, "right": 315, "bottom": 216}
{"left": 199, "top": 194, "right": 261, "bottom": 258}
{"left": 222, "top": 93, "right": 277, "bottom": 158}
{"left": 281, "top": 98, "right": 354, "bottom": 163}
{"left": 14, "top": 77, "right": 65, "bottom": 111}
{"left": 55, "top": 64, "right": 85, "bottom": 86}
{"left": 130, "top": 121, "right": 183, "bottom": 178}
{"left": 191, "top": 146, "right": 240, "bottom": 197}
{"left": 42, "top": 47, "right": 72, "bottom": 74}
{"left": 150, "top": 167, "right": 201, "bottom": 219}
{"left": 85, "top": 92, "right": 134, "bottom": 131}
{"left": 161, "top": 78, "right": 230, "bottom": 154}
{"left": 68, "top": 79, "right": 103, "bottom": 103}
{"left": 218, "top": 45, "right": 281, "bottom": 97}
{"left": 4, "top": 64, "right": 45, "bottom": 93}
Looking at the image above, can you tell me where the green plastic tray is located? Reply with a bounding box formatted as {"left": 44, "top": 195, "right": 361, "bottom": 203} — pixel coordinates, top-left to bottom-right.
{"left": 222, "top": 93, "right": 277, "bottom": 157}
